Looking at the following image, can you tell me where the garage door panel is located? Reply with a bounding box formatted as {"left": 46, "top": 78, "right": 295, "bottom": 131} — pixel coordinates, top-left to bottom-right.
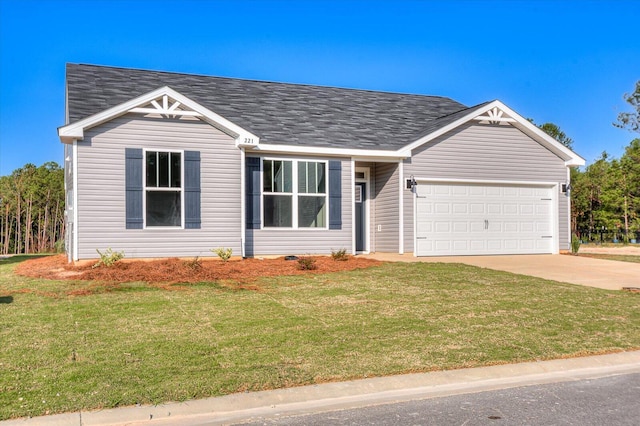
{"left": 415, "top": 182, "right": 555, "bottom": 256}
{"left": 520, "top": 204, "right": 535, "bottom": 215}
{"left": 435, "top": 203, "right": 450, "bottom": 214}
{"left": 470, "top": 221, "right": 485, "bottom": 232}
{"left": 435, "top": 222, "right": 450, "bottom": 233}
{"left": 470, "top": 203, "right": 485, "bottom": 214}
{"left": 487, "top": 203, "right": 501, "bottom": 214}
{"left": 453, "top": 222, "right": 468, "bottom": 233}
{"left": 469, "top": 186, "right": 484, "bottom": 196}
{"left": 452, "top": 203, "right": 468, "bottom": 214}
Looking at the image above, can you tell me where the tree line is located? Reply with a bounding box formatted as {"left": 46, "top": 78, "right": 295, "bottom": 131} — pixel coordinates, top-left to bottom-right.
{"left": 0, "top": 162, "right": 65, "bottom": 254}
{"left": 567, "top": 81, "right": 640, "bottom": 243}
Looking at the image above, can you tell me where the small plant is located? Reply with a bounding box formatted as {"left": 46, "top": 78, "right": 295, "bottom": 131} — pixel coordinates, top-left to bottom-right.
{"left": 297, "top": 256, "right": 317, "bottom": 270}
{"left": 331, "top": 248, "right": 349, "bottom": 261}
{"left": 184, "top": 256, "right": 202, "bottom": 269}
{"left": 571, "top": 234, "right": 581, "bottom": 255}
{"left": 93, "top": 248, "right": 125, "bottom": 268}
{"left": 54, "top": 239, "right": 65, "bottom": 253}
{"left": 211, "top": 247, "right": 233, "bottom": 262}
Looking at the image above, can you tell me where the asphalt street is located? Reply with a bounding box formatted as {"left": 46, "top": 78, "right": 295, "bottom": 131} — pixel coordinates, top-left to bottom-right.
{"left": 237, "top": 372, "right": 640, "bottom": 425}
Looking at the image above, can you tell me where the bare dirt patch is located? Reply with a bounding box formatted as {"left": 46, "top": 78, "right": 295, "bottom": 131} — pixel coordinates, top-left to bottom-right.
{"left": 15, "top": 255, "right": 382, "bottom": 286}
{"left": 578, "top": 245, "right": 640, "bottom": 255}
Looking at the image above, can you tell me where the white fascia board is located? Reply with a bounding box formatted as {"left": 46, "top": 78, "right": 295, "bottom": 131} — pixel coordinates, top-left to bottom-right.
{"left": 58, "top": 86, "right": 259, "bottom": 146}
{"left": 402, "top": 100, "right": 585, "bottom": 167}
{"left": 251, "top": 143, "right": 408, "bottom": 159}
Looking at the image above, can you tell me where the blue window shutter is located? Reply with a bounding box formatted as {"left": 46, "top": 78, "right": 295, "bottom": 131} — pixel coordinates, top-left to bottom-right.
{"left": 329, "top": 160, "right": 342, "bottom": 230}
{"left": 184, "top": 151, "right": 201, "bottom": 229}
{"left": 246, "top": 157, "right": 261, "bottom": 229}
{"left": 125, "top": 148, "right": 143, "bottom": 229}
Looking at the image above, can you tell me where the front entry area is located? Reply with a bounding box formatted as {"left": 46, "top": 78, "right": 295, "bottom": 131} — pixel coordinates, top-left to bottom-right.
{"left": 355, "top": 182, "right": 366, "bottom": 252}
{"left": 415, "top": 182, "right": 556, "bottom": 256}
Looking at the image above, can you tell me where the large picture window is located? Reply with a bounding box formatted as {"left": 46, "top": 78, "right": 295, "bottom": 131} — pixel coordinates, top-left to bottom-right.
{"left": 262, "top": 159, "right": 327, "bottom": 228}
{"left": 145, "top": 151, "right": 182, "bottom": 227}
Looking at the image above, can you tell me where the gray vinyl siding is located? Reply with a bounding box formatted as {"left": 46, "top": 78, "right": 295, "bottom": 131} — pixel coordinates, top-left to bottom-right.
{"left": 373, "top": 162, "right": 400, "bottom": 252}
{"left": 76, "top": 114, "right": 241, "bottom": 259}
{"left": 245, "top": 155, "right": 352, "bottom": 256}
{"left": 403, "top": 122, "right": 570, "bottom": 253}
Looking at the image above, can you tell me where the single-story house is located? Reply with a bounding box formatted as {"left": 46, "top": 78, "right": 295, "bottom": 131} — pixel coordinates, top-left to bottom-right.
{"left": 58, "top": 63, "right": 585, "bottom": 261}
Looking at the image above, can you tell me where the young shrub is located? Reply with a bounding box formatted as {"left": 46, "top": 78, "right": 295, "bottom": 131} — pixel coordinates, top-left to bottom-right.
{"left": 184, "top": 256, "right": 202, "bottom": 269}
{"left": 211, "top": 247, "right": 233, "bottom": 262}
{"left": 331, "top": 248, "right": 349, "bottom": 261}
{"left": 571, "top": 234, "right": 581, "bottom": 255}
{"left": 93, "top": 248, "right": 125, "bottom": 268}
{"left": 297, "top": 256, "right": 317, "bottom": 270}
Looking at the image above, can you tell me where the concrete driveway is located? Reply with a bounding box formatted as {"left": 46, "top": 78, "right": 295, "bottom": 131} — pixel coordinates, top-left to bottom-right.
{"left": 364, "top": 253, "right": 640, "bottom": 291}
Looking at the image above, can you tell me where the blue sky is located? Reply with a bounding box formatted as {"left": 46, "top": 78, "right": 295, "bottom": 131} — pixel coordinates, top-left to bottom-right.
{"left": 1, "top": 0, "right": 638, "bottom": 175}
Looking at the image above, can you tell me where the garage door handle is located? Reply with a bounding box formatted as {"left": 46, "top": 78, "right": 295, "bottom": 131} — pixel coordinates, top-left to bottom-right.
{"left": 541, "top": 235, "right": 553, "bottom": 238}
{"left": 484, "top": 219, "right": 488, "bottom": 230}
{"left": 416, "top": 237, "right": 427, "bottom": 240}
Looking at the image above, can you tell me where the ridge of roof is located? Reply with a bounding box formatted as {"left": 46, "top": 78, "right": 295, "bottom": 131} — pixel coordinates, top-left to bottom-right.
{"left": 67, "top": 62, "right": 459, "bottom": 103}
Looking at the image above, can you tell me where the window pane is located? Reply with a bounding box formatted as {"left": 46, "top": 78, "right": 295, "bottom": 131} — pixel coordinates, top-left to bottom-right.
{"left": 298, "top": 196, "right": 326, "bottom": 228}
{"left": 272, "top": 160, "right": 292, "bottom": 193}
{"left": 158, "top": 152, "right": 169, "bottom": 187}
{"left": 146, "top": 152, "right": 157, "bottom": 187}
{"left": 298, "top": 162, "right": 325, "bottom": 194}
{"left": 283, "top": 161, "right": 292, "bottom": 192}
{"left": 171, "top": 153, "right": 181, "bottom": 188}
{"left": 146, "top": 191, "right": 181, "bottom": 226}
{"left": 263, "top": 160, "right": 273, "bottom": 192}
{"left": 316, "top": 163, "right": 326, "bottom": 193}
{"left": 298, "top": 161, "right": 307, "bottom": 193}
{"left": 264, "top": 195, "right": 292, "bottom": 227}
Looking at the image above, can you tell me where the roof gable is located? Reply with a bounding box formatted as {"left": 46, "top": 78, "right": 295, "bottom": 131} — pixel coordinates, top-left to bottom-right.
{"left": 403, "top": 100, "right": 585, "bottom": 166}
{"left": 58, "top": 86, "right": 259, "bottom": 147}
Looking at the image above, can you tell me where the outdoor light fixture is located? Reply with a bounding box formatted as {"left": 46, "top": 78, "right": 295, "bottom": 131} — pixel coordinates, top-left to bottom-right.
{"left": 406, "top": 175, "right": 417, "bottom": 190}
{"left": 561, "top": 183, "right": 572, "bottom": 193}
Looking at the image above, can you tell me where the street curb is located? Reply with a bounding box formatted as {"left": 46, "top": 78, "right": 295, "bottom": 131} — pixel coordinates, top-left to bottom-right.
{"left": 3, "top": 351, "right": 640, "bottom": 426}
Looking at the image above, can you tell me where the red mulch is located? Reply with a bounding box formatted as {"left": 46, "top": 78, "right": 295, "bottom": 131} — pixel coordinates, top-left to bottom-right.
{"left": 15, "top": 254, "right": 382, "bottom": 285}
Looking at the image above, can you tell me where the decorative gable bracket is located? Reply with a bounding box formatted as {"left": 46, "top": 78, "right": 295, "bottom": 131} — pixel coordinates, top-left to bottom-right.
{"left": 473, "top": 107, "right": 516, "bottom": 125}
{"left": 59, "top": 86, "right": 260, "bottom": 148}
{"left": 129, "top": 95, "right": 202, "bottom": 118}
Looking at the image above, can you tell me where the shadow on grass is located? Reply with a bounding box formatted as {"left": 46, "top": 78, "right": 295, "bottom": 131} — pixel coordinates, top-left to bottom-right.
{"left": 0, "top": 295, "right": 13, "bottom": 304}
{"left": 0, "top": 254, "right": 52, "bottom": 266}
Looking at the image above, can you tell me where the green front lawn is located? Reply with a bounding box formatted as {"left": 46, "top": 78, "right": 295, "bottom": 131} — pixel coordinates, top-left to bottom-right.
{"left": 1, "top": 256, "right": 639, "bottom": 420}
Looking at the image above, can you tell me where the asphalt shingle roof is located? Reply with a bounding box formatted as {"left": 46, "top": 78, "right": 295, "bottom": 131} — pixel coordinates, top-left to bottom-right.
{"left": 66, "top": 63, "right": 473, "bottom": 151}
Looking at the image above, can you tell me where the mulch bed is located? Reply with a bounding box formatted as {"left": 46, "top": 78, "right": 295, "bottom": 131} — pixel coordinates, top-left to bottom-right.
{"left": 15, "top": 254, "right": 382, "bottom": 285}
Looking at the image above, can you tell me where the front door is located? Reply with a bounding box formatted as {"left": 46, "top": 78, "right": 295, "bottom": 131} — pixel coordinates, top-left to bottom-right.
{"left": 355, "top": 182, "right": 366, "bottom": 252}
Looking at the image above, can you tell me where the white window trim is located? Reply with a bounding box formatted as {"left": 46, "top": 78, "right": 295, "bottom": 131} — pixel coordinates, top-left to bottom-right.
{"left": 142, "top": 148, "right": 185, "bottom": 229}
{"left": 261, "top": 157, "right": 329, "bottom": 230}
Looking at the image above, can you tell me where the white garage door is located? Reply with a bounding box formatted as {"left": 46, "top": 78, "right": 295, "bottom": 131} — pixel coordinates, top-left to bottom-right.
{"left": 415, "top": 182, "right": 555, "bottom": 256}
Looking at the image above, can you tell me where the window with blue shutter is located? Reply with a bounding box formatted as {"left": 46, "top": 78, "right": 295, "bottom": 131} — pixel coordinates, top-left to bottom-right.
{"left": 126, "top": 148, "right": 200, "bottom": 229}
{"left": 184, "top": 151, "right": 201, "bottom": 229}
{"left": 246, "top": 157, "right": 261, "bottom": 229}
{"left": 125, "top": 148, "right": 143, "bottom": 229}
{"left": 328, "top": 160, "right": 342, "bottom": 230}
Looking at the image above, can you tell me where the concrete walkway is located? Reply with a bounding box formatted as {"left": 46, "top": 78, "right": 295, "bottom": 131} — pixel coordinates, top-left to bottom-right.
{"left": 3, "top": 351, "right": 639, "bottom": 426}
{"left": 363, "top": 253, "right": 640, "bottom": 291}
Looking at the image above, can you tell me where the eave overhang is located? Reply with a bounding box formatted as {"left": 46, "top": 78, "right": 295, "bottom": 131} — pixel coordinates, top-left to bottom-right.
{"left": 58, "top": 86, "right": 259, "bottom": 147}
